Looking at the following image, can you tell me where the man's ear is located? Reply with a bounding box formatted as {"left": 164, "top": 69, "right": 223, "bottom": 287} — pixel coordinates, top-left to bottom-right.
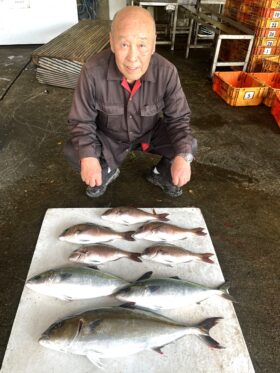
{"left": 109, "top": 32, "right": 115, "bottom": 53}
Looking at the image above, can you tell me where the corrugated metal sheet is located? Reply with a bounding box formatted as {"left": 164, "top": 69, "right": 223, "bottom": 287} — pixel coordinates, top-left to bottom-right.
{"left": 32, "top": 20, "right": 110, "bottom": 89}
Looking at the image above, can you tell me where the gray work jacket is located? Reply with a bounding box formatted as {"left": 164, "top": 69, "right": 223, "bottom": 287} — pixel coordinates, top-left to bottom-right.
{"left": 68, "top": 48, "right": 193, "bottom": 169}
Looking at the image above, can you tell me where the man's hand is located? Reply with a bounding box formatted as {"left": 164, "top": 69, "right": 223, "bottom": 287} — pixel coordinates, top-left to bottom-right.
{"left": 80, "top": 157, "right": 102, "bottom": 187}
{"left": 171, "top": 155, "right": 191, "bottom": 187}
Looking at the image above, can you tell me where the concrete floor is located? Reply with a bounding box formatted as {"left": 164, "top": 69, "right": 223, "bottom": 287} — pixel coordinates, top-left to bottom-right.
{"left": 0, "top": 43, "right": 279, "bottom": 373}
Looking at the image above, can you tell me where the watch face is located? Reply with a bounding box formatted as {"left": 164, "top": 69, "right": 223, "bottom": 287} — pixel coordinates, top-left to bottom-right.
{"left": 186, "top": 153, "right": 194, "bottom": 163}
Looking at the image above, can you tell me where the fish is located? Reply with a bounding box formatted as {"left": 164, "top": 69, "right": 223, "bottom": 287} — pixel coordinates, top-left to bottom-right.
{"left": 39, "top": 306, "right": 224, "bottom": 368}
{"left": 69, "top": 244, "right": 142, "bottom": 265}
{"left": 59, "top": 223, "right": 135, "bottom": 244}
{"left": 140, "top": 243, "right": 214, "bottom": 266}
{"left": 115, "top": 272, "right": 235, "bottom": 310}
{"left": 101, "top": 207, "right": 169, "bottom": 225}
{"left": 25, "top": 266, "right": 129, "bottom": 301}
{"left": 132, "top": 222, "right": 206, "bottom": 241}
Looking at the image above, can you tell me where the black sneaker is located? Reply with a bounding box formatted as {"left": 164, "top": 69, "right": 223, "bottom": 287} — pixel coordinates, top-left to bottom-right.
{"left": 86, "top": 168, "right": 120, "bottom": 198}
{"left": 146, "top": 168, "right": 182, "bottom": 198}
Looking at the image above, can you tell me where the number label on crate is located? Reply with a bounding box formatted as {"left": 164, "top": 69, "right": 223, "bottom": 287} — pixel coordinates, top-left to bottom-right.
{"left": 273, "top": 11, "right": 280, "bottom": 19}
{"left": 244, "top": 92, "right": 255, "bottom": 100}
{"left": 264, "top": 47, "right": 272, "bottom": 54}
{"left": 268, "top": 31, "right": 276, "bottom": 37}
{"left": 266, "top": 40, "right": 274, "bottom": 46}
{"left": 270, "top": 22, "right": 279, "bottom": 28}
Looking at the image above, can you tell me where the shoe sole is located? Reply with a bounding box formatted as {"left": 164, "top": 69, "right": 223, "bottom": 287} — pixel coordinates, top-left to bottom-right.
{"left": 146, "top": 175, "right": 183, "bottom": 198}
{"left": 86, "top": 169, "right": 120, "bottom": 198}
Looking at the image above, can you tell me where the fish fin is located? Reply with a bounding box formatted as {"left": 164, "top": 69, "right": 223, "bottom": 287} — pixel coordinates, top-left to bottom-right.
{"left": 135, "top": 271, "right": 153, "bottom": 282}
{"left": 198, "top": 335, "right": 225, "bottom": 350}
{"left": 119, "top": 302, "right": 136, "bottom": 309}
{"left": 85, "top": 265, "right": 99, "bottom": 270}
{"left": 199, "top": 253, "right": 215, "bottom": 264}
{"left": 148, "top": 285, "right": 161, "bottom": 293}
{"left": 219, "top": 282, "right": 237, "bottom": 303}
{"left": 191, "top": 227, "right": 207, "bottom": 236}
{"left": 197, "top": 317, "right": 224, "bottom": 349}
{"left": 123, "top": 231, "right": 135, "bottom": 241}
{"left": 152, "top": 346, "right": 164, "bottom": 355}
{"left": 129, "top": 252, "right": 142, "bottom": 263}
{"left": 157, "top": 213, "right": 169, "bottom": 222}
{"left": 169, "top": 276, "right": 181, "bottom": 280}
{"left": 221, "top": 292, "right": 236, "bottom": 302}
{"left": 88, "top": 319, "right": 102, "bottom": 332}
{"left": 61, "top": 295, "right": 73, "bottom": 302}
{"left": 87, "top": 353, "right": 105, "bottom": 369}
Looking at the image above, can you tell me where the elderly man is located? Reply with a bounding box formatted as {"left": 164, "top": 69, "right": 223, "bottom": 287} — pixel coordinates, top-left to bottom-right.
{"left": 65, "top": 6, "right": 197, "bottom": 198}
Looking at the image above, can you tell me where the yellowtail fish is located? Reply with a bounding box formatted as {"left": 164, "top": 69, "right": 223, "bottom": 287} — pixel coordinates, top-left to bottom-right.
{"left": 39, "top": 306, "right": 224, "bottom": 368}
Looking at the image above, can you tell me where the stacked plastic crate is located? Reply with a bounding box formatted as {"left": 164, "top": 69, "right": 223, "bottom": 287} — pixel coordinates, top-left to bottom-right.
{"left": 223, "top": 0, "right": 280, "bottom": 72}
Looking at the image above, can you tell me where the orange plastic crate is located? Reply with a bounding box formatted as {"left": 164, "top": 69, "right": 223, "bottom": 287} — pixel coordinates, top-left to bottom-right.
{"left": 250, "top": 72, "right": 280, "bottom": 106}
{"left": 254, "top": 36, "right": 280, "bottom": 47}
{"left": 244, "top": 0, "right": 280, "bottom": 7}
{"left": 212, "top": 72, "right": 267, "bottom": 106}
{"left": 256, "top": 17, "right": 280, "bottom": 28}
{"left": 271, "top": 92, "right": 280, "bottom": 126}
{"left": 255, "top": 27, "right": 280, "bottom": 38}
{"left": 252, "top": 45, "right": 280, "bottom": 55}
{"left": 262, "top": 55, "right": 280, "bottom": 71}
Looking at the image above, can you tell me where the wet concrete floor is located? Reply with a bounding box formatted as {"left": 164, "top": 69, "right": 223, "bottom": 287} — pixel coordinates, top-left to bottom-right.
{"left": 0, "top": 44, "right": 279, "bottom": 373}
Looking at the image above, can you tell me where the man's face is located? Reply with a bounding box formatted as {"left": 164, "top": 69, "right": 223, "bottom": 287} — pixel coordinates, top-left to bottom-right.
{"left": 110, "top": 13, "right": 156, "bottom": 83}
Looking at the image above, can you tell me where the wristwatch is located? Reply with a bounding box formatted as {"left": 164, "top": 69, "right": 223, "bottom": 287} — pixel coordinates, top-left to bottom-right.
{"left": 177, "top": 153, "right": 194, "bottom": 163}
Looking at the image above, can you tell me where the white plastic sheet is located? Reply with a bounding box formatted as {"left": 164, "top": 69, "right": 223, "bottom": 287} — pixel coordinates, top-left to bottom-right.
{"left": 1, "top": 208, "right": 255, "bottom": 372}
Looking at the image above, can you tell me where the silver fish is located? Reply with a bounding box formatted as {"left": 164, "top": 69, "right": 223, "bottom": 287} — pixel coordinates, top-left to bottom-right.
{"left": 39, "top": 306, "right": 224, "bottom": 368}
{"left": 101, "top": 207, "right": 169, "bottom": 225}
{"left": 69, "top": 244, "right": 142, "bottom": 265}
{"left": 140, "top": 243, "right": 214, "bottom": 266}
{"left": 115, "top": 272, "right": 235, "bottom": 310}
{"left": 25, "top": 266, "right": 129, "bottom": 300}
{"left": 132, "top": 222, "right": 206, "bottom": 241}
{"left": 59, "top": 223, "right": 135, "bottom": 244}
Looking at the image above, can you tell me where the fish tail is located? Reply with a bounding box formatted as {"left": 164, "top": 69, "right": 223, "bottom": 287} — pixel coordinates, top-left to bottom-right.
{"left": 157, "top": 213, "right": 169, "bottom": 222}
{"left": 199, "top": 253, "right": 214, "bottom": 264}
{"left": 191, "top": 227, "right": 207, "bottom": 236}
{"left": 197, "top": 317, "right": 225, "bottom": 349}
{"left": 219, "top": 282, "right": 237, "bottom": 303}
{"left": 129, "top": 252, "right": 142, "bottom": 262}
{"left": 123, "top": 231, "right": 135, "bottom": 241}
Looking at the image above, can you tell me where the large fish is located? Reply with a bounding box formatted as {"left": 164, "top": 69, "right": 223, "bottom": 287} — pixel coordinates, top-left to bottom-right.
{"left": 132, "top": 222, "right": 206, "bottom": 241}
{"left": 140, "top": 243, "right": 214, "bottom": 266}
{"left": 39, "top": 306, "right": 224, "bottom": 368}
{"left": 59, "top": 223, "right": 135, "bottom": 244}
{"left": 69, "top": 244, "right": 142, "bottom": 265}
{"left": 101, "top": 207, "right": 169, "bottom": 225}
{"left": 115, "top": 272, "right": 235, "bottom": 310}
{"left": 25, "top": 266, "right": 129, "bottom": 300}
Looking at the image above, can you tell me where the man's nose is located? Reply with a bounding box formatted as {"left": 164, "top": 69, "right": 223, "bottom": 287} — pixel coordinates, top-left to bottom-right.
{"left": 127, "top": 46, "right": 138, "bottom": 61}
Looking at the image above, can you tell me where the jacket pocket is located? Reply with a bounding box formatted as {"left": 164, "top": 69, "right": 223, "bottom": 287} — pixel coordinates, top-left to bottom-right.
{"left": 140, "top": 100, "right": 164, "bottom": 117}
{"left": 96, "top": 102, "right": 125, "bottom": 132}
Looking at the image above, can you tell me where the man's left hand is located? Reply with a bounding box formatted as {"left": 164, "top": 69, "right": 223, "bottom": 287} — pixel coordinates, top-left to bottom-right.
{"left": 171, "top": 155, "right": 191, "bottom": 187}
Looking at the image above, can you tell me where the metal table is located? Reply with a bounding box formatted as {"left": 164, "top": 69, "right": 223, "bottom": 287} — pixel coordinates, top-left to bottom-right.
{"left": 182, "top": 4, "right": 255, "bottom": 76}
{"left": 131, "top": 1, "right": 179, "bottom": 50}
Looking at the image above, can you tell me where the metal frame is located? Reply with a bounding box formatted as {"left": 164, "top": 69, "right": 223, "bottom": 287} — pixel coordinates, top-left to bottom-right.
{"left": 183, "top": 4, "right": 255, "bottom": 76}
{"left": 131, "top": 1, "right": 179, "bottom": 50}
